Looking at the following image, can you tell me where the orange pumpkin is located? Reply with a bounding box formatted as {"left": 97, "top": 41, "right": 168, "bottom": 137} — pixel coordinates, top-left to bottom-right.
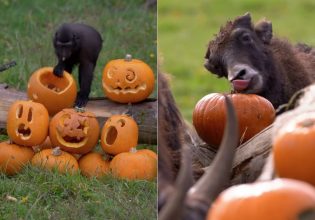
{"left": 102, "top": 54, "right": 155, "bottom": 103}
{"left": 193, "top": 93, "right": 275, "bottom": 147}
{"left": 33, "top": 136, "right": 53, "bottom": 152}
{"left": 79, "top": 152, "right": 110, "bottom": 178}
{"left": 31, "top": 147, "right": 79, "bottom": 174}
{"left": 0, "top": 141, "right": 34, "bottom": 175}
{"left": 49, "top": 108, "right": 100, "bottom": 154}
{"left": 207, "top": 178, "right": 315, "bottom": 220}
{"left": 137, "top": 149, "right": 157, "bottom": 160}
{"left": 110, "top": 148, "right": 157, "bottom": 181}
{"left": 27, "top": 67, "right": 77, "bottom": 115}
{"left": 101, "top": 115, "right": 138, "bottom": 155}
{"left": 273, "top": 113, "right": 315, "bottom": 186}
{"left": 7, "top": 100, "right": 49, "bottom": 146}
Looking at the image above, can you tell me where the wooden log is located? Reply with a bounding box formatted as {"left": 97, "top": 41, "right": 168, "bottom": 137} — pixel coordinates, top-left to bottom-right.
{"left": 0, "top": 84, "right": 157, "bottom": 144}
{"left": 189, "top": 125, "right": 273, "bottom": 184}
{"left": 231, "top": 125, "right": 273, "bottom": 184}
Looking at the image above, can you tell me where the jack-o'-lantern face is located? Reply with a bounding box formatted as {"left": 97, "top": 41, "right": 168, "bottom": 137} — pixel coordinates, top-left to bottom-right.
{"left": 102, "top": 54, "right": 155, "bottom": 103}
{"left": 27, "top": 67, "right": 77, "bottom": 115}
{"left": 101, "top": 115, "right": 138, "bottom": 155}
{"left": 7, "top": 100, "right": 49, "bottom": 147}
{"left": 49, "top": 109, "right": 100, "bottom": 154}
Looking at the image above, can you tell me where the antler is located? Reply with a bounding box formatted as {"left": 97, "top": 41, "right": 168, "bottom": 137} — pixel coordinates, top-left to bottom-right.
{"left": 159, "top": 96, "right": 239, "bottom": 220}
{"left": 184, "top": 95, "right": 239, "bottom": 219}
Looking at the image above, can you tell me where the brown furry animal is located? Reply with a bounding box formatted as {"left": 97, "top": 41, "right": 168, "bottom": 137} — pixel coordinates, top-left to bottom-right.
{"left": 204, "top": 13, "right": 315, "bottom": 108}
{"left": 158, "top": 73, "right": 184, "bottom": 210}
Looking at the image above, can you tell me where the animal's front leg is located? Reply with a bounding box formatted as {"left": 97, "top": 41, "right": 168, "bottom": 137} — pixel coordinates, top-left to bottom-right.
{"left": 75, "top": 62, "right": 95, "bottom": 108}
{"left": 64, "top": 62, "right": 74, "bottom": 74}
{"left": 53, "top": 61, "right": 65, "bottom": 77}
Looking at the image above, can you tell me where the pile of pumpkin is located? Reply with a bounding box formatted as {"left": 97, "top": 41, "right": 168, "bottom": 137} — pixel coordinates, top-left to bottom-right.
{"left": 0, "top": 55, "right": 157, "bottom": 181}
{"left": 193, "top": 93, "right": 315, "bottom": 219}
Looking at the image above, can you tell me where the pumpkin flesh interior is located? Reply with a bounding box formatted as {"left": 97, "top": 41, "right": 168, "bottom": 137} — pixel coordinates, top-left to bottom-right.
{"left": 39, "top": 71, "right": 71, "bottom": 94}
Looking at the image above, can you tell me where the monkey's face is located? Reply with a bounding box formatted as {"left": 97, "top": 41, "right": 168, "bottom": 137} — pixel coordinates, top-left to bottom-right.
{"left": 54, "top": 42, "right": 74, "bottom": 61}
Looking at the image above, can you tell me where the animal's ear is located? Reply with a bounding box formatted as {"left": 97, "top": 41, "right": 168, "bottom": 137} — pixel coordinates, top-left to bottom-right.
{"left": 234, "top": 12, "right": 252, "bottom": 28}
{"left": 255, "top": 19, "right": 272, "bottom": 44}
{"left": 204, "top": 47, "right": 210, "bottom": 59}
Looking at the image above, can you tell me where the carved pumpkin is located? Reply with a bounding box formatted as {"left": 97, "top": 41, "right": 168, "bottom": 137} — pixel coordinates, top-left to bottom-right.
{"left": 7, "top": 100, "right": 49, "bottom": 147}
{"left": 79, "top": 152, "right": 110, "bottom": 178}
{"left": 27, "top": 67, "right": 77, "bottom": 115}
{"left": 102, "top": 54, "right": 155, "bottom": 103}
{"left": 273, "top": 113, "right": 315, "bottom": 187}
{"left": 193, "top": 93, "right": 275, "bottom": 147}
{"left": 207, "top": 178, "right": 315, "bottom": 220}
{"left": 0, "top": 141, "right": 34, "bottom": 175}
{"left": 110, "top": 148, "right": 157, "bottom": 181}
{"left": 31, "top": 147, "right": 79, "bottom": 174}
{"left": 49, "top": 108, "right": 100, "bottom": 154}
{"left": 101, "top": 115, "right": 138, "bottom": 155}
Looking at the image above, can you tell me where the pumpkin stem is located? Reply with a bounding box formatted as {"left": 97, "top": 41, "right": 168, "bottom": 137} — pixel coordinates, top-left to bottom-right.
{"left": 126, "top": 102, "right": 134, "bottom": 118}
{"left": 102, "top": 152, "right": 111, "bottom": 161}
{"left": 32, "top": 145, "right": 41, "bottom": 153}
{"left": 125, "top": 54, "right": 132, "bottom": 61}
{"left": 130, "top": 147, "right": 137, "bottom": 153}
{"left": 74, "top": 106, "right": 85, "bottom": 113}
{"left": 52, "top": 147, "right": 62, "bottom": 156}
{"left": 300, "top": 119, "right": 315, "bottom": 128}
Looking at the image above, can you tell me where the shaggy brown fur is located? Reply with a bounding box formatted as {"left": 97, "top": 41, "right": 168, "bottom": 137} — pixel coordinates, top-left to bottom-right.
{"left": 158, "top": 72, "right": 184, "bottom": 209}
{"left": 204, "top": 13, "right": 315, "bottom": 109}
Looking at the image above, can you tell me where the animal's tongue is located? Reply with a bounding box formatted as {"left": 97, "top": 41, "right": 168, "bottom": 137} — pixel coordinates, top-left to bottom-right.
{"left": 232, "top": 79, "right": 250, "bottom": 91}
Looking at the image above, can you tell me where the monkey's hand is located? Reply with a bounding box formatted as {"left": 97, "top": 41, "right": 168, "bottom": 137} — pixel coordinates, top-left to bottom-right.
{"left": 53, "top": 64, "right": 64, "bottom": 77}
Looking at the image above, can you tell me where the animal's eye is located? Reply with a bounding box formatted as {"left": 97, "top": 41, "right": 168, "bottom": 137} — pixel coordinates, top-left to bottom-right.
{"left": 240, "top": 33, "right": 252, "bottom": 44}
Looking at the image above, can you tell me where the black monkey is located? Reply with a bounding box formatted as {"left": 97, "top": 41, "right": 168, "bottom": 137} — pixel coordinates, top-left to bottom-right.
{"left": 53, "top": 23, "right": 103, "bottom": 107}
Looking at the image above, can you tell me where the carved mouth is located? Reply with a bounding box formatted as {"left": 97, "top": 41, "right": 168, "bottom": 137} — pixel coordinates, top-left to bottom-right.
{"left": 61, "top": 135, "right": 85, "bottom": 143}
{"left": 103, "top": 83, "right": 147, "bottom": 94}
{"left": 56, "top": 115, "right": 89, "bottom": 147}
{"left": 104, "top": 126, "right": 117, "bottom": 146}
{"left": 17, "top": 124, "right": 31, "bottom": 139}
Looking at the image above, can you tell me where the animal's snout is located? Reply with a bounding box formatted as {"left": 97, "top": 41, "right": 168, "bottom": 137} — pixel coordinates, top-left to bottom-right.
{"left": 228, "top": 64, "right": 259, "bottom": 92}
{"left": 235, "top": 69, "right": 247, "bottom": 79}
{"left": 228, "top": 64, "right": 258, "bottom": 81}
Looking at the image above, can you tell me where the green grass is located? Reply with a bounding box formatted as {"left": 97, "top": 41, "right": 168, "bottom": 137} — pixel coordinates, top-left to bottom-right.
{"left": 0, "top": 134, "right": 157, "bottom": 219}
{"left": 0, "top": 166, "right": 156, "bottom": 220}
{"left": 0, "top": 0, "right": 157, "bottom": 219}
{"left": 158, "top": 0, "right": 315, "bottom": 121}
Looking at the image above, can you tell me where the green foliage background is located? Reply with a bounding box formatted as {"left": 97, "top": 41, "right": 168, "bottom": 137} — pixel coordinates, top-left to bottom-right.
{"left": 159, "top": 0, "right": 315, "bottom": 121}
